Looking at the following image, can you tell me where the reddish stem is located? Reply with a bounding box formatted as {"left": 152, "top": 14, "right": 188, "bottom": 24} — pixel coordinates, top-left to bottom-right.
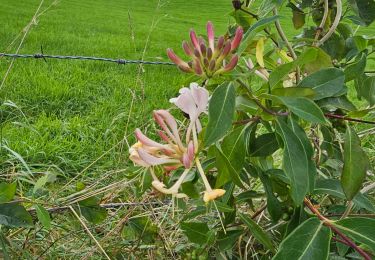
{"left": 324, "top": 113, "right": 375, "bottom": 125}
{"left": 304, "top": 198, "right": 372, "bottom": 260}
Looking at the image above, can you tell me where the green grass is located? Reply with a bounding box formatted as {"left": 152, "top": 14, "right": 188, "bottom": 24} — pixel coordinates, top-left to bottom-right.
{"left": 0, "top": 0, "right": 374, "bottom": 258}
{"left": 0, "top": 0, "right": 234, "bottom": 174}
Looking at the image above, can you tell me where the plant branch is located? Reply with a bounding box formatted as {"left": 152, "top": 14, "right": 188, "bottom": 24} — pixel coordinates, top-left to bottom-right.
{"left": 316, "top": 0, "right": 343, "bottom": 47}
{"left": 304, "top": 198, "right": 372, "bottom": 260}
{"left": 313, "top": 0, "right": 329, "bottom": 43}
{"left": 324, "top": 113, "right": 375, "bottom": 125}
{"left": 273, "top": 8, "right": 300, "bottom": 83}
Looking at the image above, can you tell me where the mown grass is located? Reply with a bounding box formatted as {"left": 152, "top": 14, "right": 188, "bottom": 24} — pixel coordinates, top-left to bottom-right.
{"left": 0, "top": 0, "right": 374, "bottom": 258}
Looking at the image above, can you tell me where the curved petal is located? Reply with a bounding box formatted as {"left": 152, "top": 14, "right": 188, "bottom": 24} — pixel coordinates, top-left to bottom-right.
{"left": 135, "top": 128, "right": 166, "bottom": 149}
{"left": 207, "top": 21, "right": 215, "bottom": 51}
{"left": 138, "top": 148, "right": 180, "bottom": 166}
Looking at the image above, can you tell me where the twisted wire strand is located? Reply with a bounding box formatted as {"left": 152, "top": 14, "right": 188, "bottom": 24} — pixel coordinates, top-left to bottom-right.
{"left": 0, "top": 52, "right": 175, "bottom": 66}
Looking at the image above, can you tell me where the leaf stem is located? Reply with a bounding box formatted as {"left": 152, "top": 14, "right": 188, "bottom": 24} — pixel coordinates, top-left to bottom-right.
{"left": 304, "top": 198, "right": 372, "bottom": 260}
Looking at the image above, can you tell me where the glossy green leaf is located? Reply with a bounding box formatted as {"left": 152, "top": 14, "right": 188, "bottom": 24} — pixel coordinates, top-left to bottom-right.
{"left": 298, "top": 68, "right": 346, "bottom": 100}
{"left": 341, "top": 126, "right": 370, "bottom": 200}
{"left": 276, "top": 118, "right": 310, "bottom": 205}
{"left": 239, "top": 214, "right": 275, "bottom": 252}
{"left": 273, "top": 218, "right": 331, "bottom": 260}
{"left": 0, "top": 203, "right": 33, "bottom": 228}
{"left": 204, "top": 82, "right": 236, "bottom": 146}
{"left": 249, "top": 133, "right": 279, "bottom": 157}
{"left": 278, "top": 96, "right": 327, "bottom": 124}
{"left": 35, "top": 204, "right": 51, "bottom": 229}
{"left": 0, "top": 182, "right": 16, "bottom": 203}
{"left": 335, "top": 218, "right": 375, "bottom": 253}
{"left": 180, "top": 222, "right": 210, "bottom": 245}
{"left": 314, "top": 179, "right": 375, "bottom": 212}
{"left": 345, "top": 53, "right": 367, "bottom": 82}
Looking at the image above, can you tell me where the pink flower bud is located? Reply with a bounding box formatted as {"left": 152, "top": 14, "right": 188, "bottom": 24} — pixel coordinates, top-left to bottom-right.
{"left": 193, "top": 60, "right": 203, "bottom": 75}
{"left": 167, "top": 48, "right": 189, "bottom": 68}
{"left": 209, "top": 59, "right": 216, "bottom": 71}
{"left": 207, "top": 21, "right": 215, "bottom": 51}
{"left": 221, "top": 41, "right": 232, "bottom": 57}
{"left": 182, "top": 41, "right": 193, "bottom": 56}
{"left": 200, "top": 43, "right": 207, "bottom": 56}
{"left": 217, "top": 36, "right": 224, "bottom": 50}
{"left": 231, "top": 26, "right": 243, "bottom": 51}
{"left": 207, "top": 47, "right": 213, "bottom": 60}
{"left": 223, "top": 55, "right": 239, "bottom": 71}
{"left": 190, "top": 29, "right": 200, "bottom": 50}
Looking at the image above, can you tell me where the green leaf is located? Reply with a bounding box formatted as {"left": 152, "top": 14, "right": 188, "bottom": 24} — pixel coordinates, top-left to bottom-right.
{"left": 79, "top": 197, "right": 108, "bottom": 224}
{"left": 344, "top": 53, "right": 367, "bottom": 82}
{"left": 314, "top": 179, "right": 375, "bottom": 212}
{"left": 288, "top": 118, "right": 317, "bottom": 192}
{"left": 128, "top": 216, "right": 158, "bottom": 243}
{"left": 215, "top": 147, "right": 244, "bottom": 188}
{"left": 0, "top": 182, "right": 16, "bottom": 203}
{"left": 341, "top": 126, "right": 370, "bottom": 200}
{"left": 259, "top": 171, "right": 283, "bottom": 221}
{"left": 222, "top": 125, "right": 247, "bottom": 171}
{"left": 238, "top": 16, "right": 279, "bottom": 55}
{"left": 0, "top": 203, "right": 33, "bottom": 228}
{"left": 316, "top": 96, "right": 357, "bottom": 111}
{"left": 298, "top": 68, "right": 346, "bottom": 100}
{"left": 34, "top": 204, "right": 51, "bottom": 229}
{"left": 249, "top": 133, "right": 279, "bottom": 157}
{"left": 273, "top": 218, "right": 331, "bottom": 260}
{"left": 180, "top": 222, "right": 210, "bottom": 245}
{"left": 277, "top": 97, "right": 327, "bottom": 124}
{"left": 214, "top": 201, "right": 234, "bottom": 213}
{"left": 276, "top": 118, "right": 310, "bottom": 205}
{"left": 349, "top": 0, "right": 375, "bottom": 26}
{"left": 335, "top": 218, "right": 375, "bottom": 253}
{"left": 236, "top": 96, "right": 258, "bottom": 115}
{"left": 272, "top": 87, "right": 315, "bottom": 98}
{"left": 355, "top": 75, "right": 375, "bottom": 106}
{"left": 204, "top": 82, "right": 236, "bottom": 146}
{"left": 217, "top": 229, "right": 243, "bottom": 251}
{"left": 239, "top": 213, "right": 275, "bottom": 252}
{"left": 269, "top": 62, "right": 295, "bottom": 89}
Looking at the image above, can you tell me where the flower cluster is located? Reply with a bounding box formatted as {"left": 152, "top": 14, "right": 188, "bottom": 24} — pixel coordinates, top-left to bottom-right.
{"left": 167, "top": 22, "right": 243, "bottom": 78}
{"left": 129, "top": 83, "right": 225, "bottom": 202}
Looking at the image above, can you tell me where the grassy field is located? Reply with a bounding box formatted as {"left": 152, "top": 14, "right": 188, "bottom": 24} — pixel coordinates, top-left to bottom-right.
{"left": 0, "top": 0, "right": 374, "bottom": 258}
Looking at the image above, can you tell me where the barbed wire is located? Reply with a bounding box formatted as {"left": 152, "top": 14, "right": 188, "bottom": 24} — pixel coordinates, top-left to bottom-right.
{"left": 0, "top": 52, "right": 175, "bottom": 66}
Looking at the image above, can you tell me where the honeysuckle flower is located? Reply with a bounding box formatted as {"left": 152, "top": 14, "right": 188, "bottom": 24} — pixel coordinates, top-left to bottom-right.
{"left": 129, "top": 86, "right": 225, "bottom": 203}
{"left": 169, "top": 82, "right": 209, "bottom": 146}
{"left": 131, "top": 110, "right": 195, "bottom": 169}
{"left": 167, "top": 21, "right": 243, "bottom": 78}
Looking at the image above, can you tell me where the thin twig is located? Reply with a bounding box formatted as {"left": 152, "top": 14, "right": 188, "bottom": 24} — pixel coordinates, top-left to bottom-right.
{"left": 324, "top": 113, "right": 375, "bottom": 125}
